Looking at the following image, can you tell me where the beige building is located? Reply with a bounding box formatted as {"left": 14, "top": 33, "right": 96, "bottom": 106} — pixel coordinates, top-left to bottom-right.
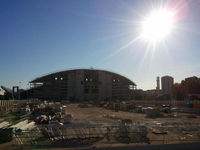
{"left": 161, "top": 76, "right": 174, "bottom": 95}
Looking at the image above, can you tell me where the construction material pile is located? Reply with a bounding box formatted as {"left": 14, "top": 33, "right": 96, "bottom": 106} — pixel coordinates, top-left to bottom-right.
{"left": 145, "top": 107, "right": 162, "bottom": 118}
{"left": 42, "top": 124, "right": 105, "bottom": 145}
{"left": 11, "top": 120, "right": 36, "bottom": 131}
{"left": 0, "top": 121, "right": 10, "bottom": 128}
{"left": 30, "top": 102, "right": 73, "bottom": 125}
{"left": 115, "top": 123, "right": 149, "bottom": 144}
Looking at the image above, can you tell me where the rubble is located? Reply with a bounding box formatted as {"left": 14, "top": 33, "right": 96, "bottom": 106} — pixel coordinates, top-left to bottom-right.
{"left": 161, "top": 105, "right": 171, "bottom": 113}
{"left": 145, "top": 107, "right": 163, "bottom": 118}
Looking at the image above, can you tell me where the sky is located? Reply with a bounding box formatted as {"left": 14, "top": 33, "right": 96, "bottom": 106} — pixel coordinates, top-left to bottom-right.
{"left": 0, "top": 0, "right": 200, "bottom": 90}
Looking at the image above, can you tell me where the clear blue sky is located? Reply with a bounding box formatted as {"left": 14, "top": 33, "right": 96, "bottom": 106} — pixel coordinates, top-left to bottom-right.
{"left": 0, "top": 0, "right": 200, "bottom": 90}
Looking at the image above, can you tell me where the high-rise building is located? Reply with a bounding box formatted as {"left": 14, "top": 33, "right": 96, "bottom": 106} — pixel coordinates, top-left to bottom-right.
{"left": 161, "top": 76, "right": 174, "bottom": 95}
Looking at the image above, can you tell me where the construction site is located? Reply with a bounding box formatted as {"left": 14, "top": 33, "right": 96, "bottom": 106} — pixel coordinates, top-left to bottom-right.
{"left": 0, "top": 99, "right": 200, "bottom": 150}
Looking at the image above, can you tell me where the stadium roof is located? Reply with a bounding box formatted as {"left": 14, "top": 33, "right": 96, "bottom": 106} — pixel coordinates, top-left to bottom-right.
{"left": 30, "top": 68, "right": 136, "bottom": 86}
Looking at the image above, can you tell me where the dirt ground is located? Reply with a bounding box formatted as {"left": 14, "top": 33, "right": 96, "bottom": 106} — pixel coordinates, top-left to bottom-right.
{"left": 1, "top": 104, "right": 200, "bottom": 150}
{"left": 67, "top": 104, "right": 200, "bottom": 125}
{"left": 66, "top": 104, "right": 200, "bottom": 145}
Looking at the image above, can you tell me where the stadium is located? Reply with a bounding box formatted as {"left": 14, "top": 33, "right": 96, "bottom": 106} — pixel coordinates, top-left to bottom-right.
{"left": 28, "top": 69, "right": 136, "bottom": 101}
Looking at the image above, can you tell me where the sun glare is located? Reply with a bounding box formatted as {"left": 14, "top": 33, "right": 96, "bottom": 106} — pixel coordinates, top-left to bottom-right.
{"left": 141, "top": 9, "right": 174, "bottom": 43}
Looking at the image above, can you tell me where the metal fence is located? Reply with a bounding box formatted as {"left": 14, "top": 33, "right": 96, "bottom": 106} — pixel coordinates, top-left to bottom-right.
{"left": 13, "top": 124, "right": 200, "bottom": 148}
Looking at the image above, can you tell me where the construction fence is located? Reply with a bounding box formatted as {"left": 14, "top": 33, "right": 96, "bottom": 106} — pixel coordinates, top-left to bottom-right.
{"left": 12, "top": 123, "right": 200, "bottom": 148}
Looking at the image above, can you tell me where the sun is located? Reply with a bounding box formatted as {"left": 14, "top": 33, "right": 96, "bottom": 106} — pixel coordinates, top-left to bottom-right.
{"left": 141, "top": 9, "right": 175, "bottom": 43}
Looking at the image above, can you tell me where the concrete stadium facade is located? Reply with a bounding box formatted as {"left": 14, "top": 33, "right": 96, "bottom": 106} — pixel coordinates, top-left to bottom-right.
{"left": 29, "top": 69, "right": 136, "bottom": 101}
